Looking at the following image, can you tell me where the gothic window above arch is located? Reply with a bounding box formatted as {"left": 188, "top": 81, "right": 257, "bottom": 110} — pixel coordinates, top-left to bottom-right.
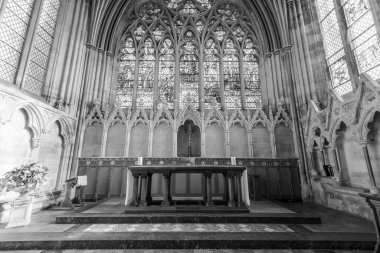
{"left": 341, "top": 0, "right": 380, "bottom": 80}
{"left": 0, "top": 0, "right": 62, "bottom": 96}
{"left": 116, "top": 0, "right": 262, "bottom": 110}
{"left": 316, "top": 0, "right": 380, "bottom": 96}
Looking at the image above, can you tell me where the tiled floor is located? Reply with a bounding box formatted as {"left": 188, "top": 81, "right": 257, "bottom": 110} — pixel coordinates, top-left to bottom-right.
{"left": 83, "top": 223, "right": 294, "bottom": 233}
{"left": 0, "top": 198, "right": 376, "bottom": 251}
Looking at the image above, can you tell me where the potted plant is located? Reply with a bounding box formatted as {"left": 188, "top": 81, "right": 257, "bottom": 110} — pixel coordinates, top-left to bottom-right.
{"left": 0, "top": 162, "right": 49, "bottom": 228}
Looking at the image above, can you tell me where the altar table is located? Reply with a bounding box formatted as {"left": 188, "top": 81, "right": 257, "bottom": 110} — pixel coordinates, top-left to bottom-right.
{"left": 125, "top": 166, "right": 250, "bottom": 207}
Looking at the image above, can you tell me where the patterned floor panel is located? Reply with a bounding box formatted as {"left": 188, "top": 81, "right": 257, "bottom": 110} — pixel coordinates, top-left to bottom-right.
{"left": 83, "top": 223, "right": 294, "bottom": 233}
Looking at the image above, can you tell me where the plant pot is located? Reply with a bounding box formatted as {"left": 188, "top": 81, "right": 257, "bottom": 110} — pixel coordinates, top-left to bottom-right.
{"left": 5, "top": 192, "right": 34, "bottom": 228}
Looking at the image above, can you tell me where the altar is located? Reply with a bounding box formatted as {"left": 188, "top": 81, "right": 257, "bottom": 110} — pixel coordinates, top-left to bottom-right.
{"left": 124, "top": 165, "right": 250, "bottom": 210}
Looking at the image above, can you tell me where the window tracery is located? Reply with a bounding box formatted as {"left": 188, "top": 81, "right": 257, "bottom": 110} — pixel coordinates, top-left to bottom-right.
{"left": 316, "top": 0, "right": 380, "bottom": 95}
{"left": 0, "top": 0, "right": 36, "bottom": 82}
{"left": 24, "top": 0, "right": 62, "bottom": 95}
{"left": 316, "top": 0, "right": 352, "bottom": 95}
{"left": 117, "top": 0, "right": 262, "bottom": 110}
{"left": 342, "top": 0, "right": 380, "bottom": 80}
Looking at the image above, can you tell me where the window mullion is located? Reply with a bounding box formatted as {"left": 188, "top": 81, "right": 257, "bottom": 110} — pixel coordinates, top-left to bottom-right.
{"left": 153, "top": 51, "right": 159, "bottom": 110}
{"left": 239, "top": 53, "right": 246, "bottom": 110}
{"left": 15, "top": 0, "right": 43, "bottom": 89}
{"left": 132, "top": 54, "right": 140, "bottom": 110}
{"left": 199, "top": 46, "right": 204, "bottom": 111}
{"left": 333, "top": 0, "right": 360, "bottom": 89}
{"left": 219, "top": 51, "right": 226, "bottom": 111}
{"left": 368, "top": 0, "right": 380, "bottom": 42}
{"left": 174, "top": 47, "right": 180, "bottom": 111}
{"left": 0, "top": 0, "right": 9, "bottom": 22}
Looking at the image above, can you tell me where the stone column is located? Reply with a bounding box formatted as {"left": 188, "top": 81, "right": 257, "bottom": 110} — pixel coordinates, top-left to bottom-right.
{"left": 148, "top": 128, "right": 153, "bottom": 157}
{"left": 201, "top": 128, "right": 206, "bottom": 157}
{"left": 172, "top": 128, "right": 178, "bottom": 157}
{"left": 360, "top": 141, "right": 379, "bottom": 194}
{"left": 124, "top": 126, "right": 131, "bottom": 157}
{"left": 100, "top": 125, "right": 108, "bottom": 157}
{"left": 248, "top": 129, "right": 254, "bottom": 158}
{"left": 327, "top": 144, "right": 342, "bottom": 184}
{"left": 225, "top": 129, "right": 231, "bottom": 157}
{"left": 269, "top": 130, "right": 277, "bottom": 158}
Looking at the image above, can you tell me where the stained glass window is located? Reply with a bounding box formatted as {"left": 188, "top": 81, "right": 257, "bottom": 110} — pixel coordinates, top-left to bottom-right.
{"left": 116, "top": 37, "right": 135, "bottom": 107}
{"left": 316, "top": 0, "right": 353, "bottom": 95}
{"left": 0, "top": 0, "right": 35, "bottom": 83}
{"left": 158, "top": 39, "right": 175, "bottom": 109}
{"left": 342, "top": 0, "right": 380, "bottom": 80}
{"left": 24, "top": 0, "right": 61, "bottom": 95}
{"left": 243, "top": 39, "right": 262, "bottom": 108}
{"left": 204, "top": 39, "right": 220, "bottom": 108}
{"left": 137, "top": 38, "right": 155, "bottom": 108}
{"left": 116, "top": 0, "right": 262, "bottom": 109}
{"left": 180, "top": 40, "right": 199, "bottom": 108}
{"left": 223, "top": 39, "right": 241, "bottom": 108}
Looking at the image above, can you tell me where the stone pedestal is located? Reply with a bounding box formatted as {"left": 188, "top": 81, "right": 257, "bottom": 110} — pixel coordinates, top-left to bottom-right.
{"left": 6, "top": 193, "right": 34, "bottom": 228}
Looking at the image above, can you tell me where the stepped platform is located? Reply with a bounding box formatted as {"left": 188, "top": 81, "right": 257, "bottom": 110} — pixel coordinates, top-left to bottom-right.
{"left": 0, "top": 198, "right": 376, "bottom": 251}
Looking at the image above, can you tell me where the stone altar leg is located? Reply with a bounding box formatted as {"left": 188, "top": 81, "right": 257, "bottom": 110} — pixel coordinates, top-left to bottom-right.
{"left": 227, "top": 173, "right": 236, "bottom": 207}
{"left": 130, "top": 173, "right": 139, "bottom": 207}
{"left": 205, "top": 171, "right": 213, "bottom": 207}
{"left": 162, "top": 172, "right": 171, "bottom": 207}
{"left": 140, "top": 173, "right": 148, "bottom": 207}
{"left": 146, "top": 173, "right": 152, "bottom": 203}
{"left": 223, "top": 173, "right": 229, "bottom": 203}
{"left": 236, "top": 173, "right": 243, "bottom": 207}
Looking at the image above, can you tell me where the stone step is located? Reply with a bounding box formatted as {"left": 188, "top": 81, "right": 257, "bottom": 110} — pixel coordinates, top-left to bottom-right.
{"left": 56, "top": 213, "right": 321, "bottom": 224}
{"left": 0, "top": 232, "right": 375, "bottom": 251}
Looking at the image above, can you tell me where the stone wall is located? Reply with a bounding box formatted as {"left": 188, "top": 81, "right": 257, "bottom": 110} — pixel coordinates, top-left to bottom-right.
{"left": 0, "top": 84, "right": 76, "bottom": 190}
{"left": 79, "top": 101, "right": 296, "bottom": 160}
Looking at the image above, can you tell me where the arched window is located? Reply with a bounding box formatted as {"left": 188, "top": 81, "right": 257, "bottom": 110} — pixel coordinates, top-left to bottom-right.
{"left": 0, "top": 0, "right": 62, "bottom": 95}
{"left": 0, "top": 0, "right": 36, "bottom": 82}
{"left": 342, "top": 0, "right": 380, "bottom": 80}
{"left": 316, "top": 0, "right": 352, "bottom": 95}
{"left": 116, "top": 0, "right": 262, "bottom": 110}
{"left": 24, "top": 0, "right": 62, "bottom": 95}
{"left": 316, "top": 0, "right": 380, "bottom": 96}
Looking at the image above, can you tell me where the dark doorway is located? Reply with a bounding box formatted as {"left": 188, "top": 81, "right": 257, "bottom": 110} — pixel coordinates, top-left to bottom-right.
{"left": 177, "top": 120, "right": 201, "bottom": 157}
